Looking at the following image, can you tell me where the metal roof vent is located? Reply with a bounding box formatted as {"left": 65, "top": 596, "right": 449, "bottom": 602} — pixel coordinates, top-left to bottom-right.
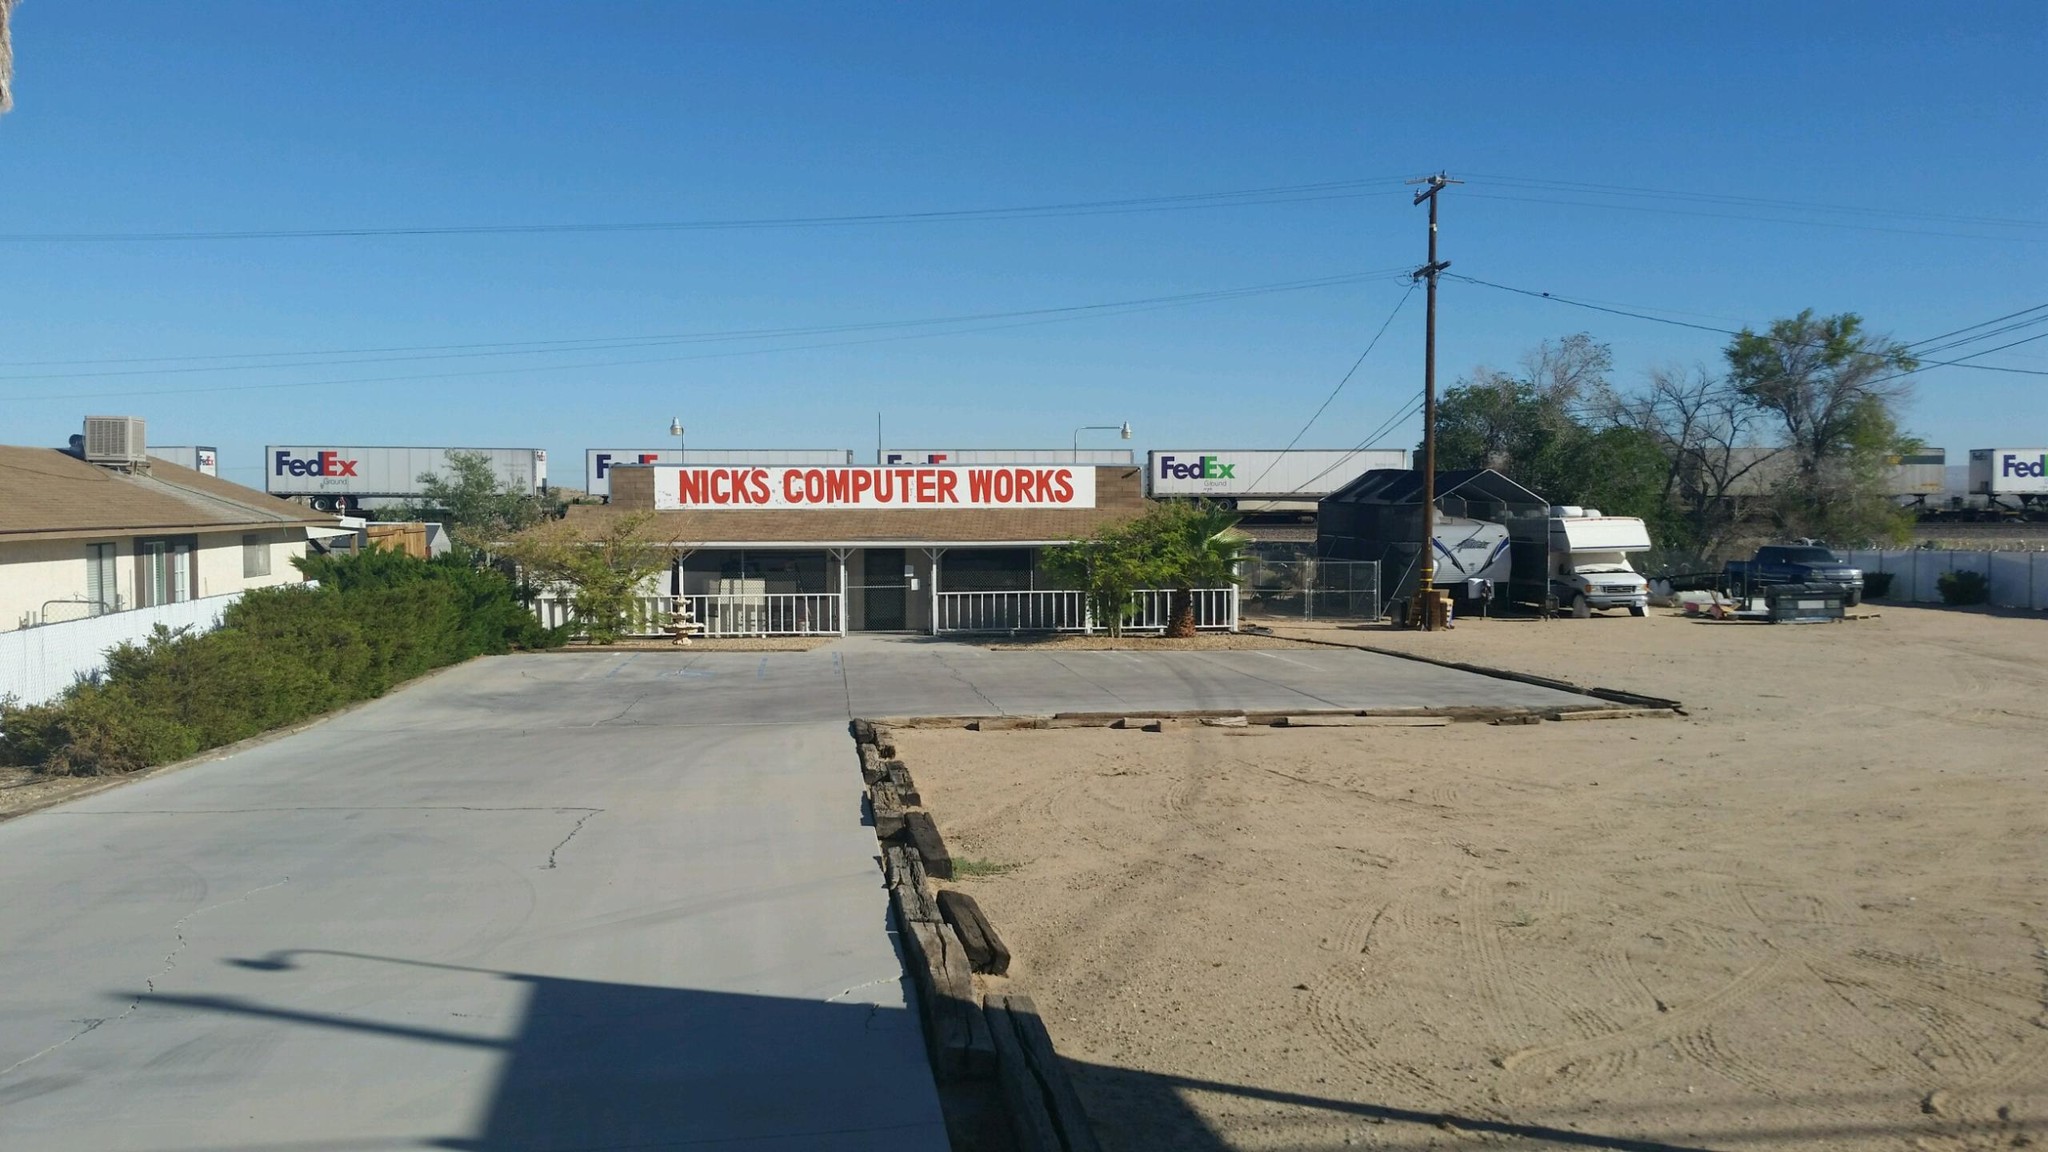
{"left": 83, "top": 416, "right": 148, "bottom": 466}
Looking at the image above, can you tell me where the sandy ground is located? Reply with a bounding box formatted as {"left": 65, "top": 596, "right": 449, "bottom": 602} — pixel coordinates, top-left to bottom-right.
{"left": 903, "top": 605, "right": 2048, "bottom": 1151}
{"left": 554, "top": 636, "right": 833, "bottom": 652}
{"left": 985, "top": 633, "right": 1325, "bottom": 652}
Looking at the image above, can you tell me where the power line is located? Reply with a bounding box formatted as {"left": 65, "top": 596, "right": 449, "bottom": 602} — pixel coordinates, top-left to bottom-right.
{"left": 0, "top": 177, "right": 1413, "bottom": 244}
{"left": 1238, "top": 282, "right": 1417, "bottom": 495}
{"left": 1446, "top": 275, "right": 2048, "bottom": 376}
{"left": 1460, "top": 190, "right": 2048, "bottom": 244}
{"left": 1463, "top": 173, "right": 2048, "bottom": 231}
{"left": 6, "top": 270, "right": 1409, "bottom": 404}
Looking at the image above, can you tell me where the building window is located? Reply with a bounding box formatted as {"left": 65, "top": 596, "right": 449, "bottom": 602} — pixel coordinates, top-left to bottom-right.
{"left": 243, "top": 534, "right": 270, "bottom": 578}
{"left": 86, "top": 542, "right": 119, "bottom": 614}
{"left": 136, "top": 537, "right": 196, "bottom": 607}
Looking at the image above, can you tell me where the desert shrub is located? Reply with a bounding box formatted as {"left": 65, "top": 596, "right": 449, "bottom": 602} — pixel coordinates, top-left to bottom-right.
{"left": 1861, "top": 572, "right": 1895, "bottom": 599}
{"left": 1936, "top": 569, "right": 1989, "bottom": 606}
{"left": 0, "top": 548, "right": 564, "bottom": 776}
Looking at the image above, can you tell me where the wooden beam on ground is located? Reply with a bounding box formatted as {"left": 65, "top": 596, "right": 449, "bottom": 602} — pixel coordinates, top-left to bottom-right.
{"left": 1549, "top": 707, "right": 1676, "bottom": 721}
{"left": 886, "top": 760, "right": 922, "bottom": 806}
{"left": 990, "top": 993, "right": 1102, "bottom": 1152}
{"left": 871, "top": 725, "right": 898, "bottom": 758}
{"left": 937, "top": 889, "right": 1012, "bottom": 976}
{"left": 968, "top": 716, "right": 1051, "bottom": 731}
{"left": 852, "top": 719, "right": 877, "bottom": 744}
{"left": 985, "top": 996, "right": 1064, "bottom": 1151}
{"left": 1280, "top": 714, "right": 1450, "bottom": 728}
{"left": 903, "top": 811, "right": 953, "bottom": 879}
{"left": 859, "top": 743, "right": 888, "bottom": 785}
{"left": 870, "top": 782, "right": 907, "bottom": 842}
{"left": 903, "top": 919, "right": 995, "bottom": 1081}
{"left": 885, "top": 845, "right": 942, "bottom": 924}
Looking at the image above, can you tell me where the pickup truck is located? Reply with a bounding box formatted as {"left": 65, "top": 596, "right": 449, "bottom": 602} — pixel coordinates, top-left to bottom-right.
{"left": 1724, "top": 545, "right": 1865, "bottom": 606}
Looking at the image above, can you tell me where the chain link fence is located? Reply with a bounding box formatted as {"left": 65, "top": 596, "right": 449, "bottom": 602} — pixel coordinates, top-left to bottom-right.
{"left": 1238, "top": 558, "right": 1381, "bottom": 623}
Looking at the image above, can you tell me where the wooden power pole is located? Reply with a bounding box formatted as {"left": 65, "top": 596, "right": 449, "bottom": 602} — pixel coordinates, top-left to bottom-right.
{"left": 1407, "top": 172, "right": 1460, "bottom": 630}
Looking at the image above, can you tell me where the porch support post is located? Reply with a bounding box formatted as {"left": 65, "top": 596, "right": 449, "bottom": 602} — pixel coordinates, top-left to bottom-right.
{"left": 925, "top": 547, "right": 946, "bottom": 636}
{"left": 830, "top": 548, "right": 851, "bottom": 636}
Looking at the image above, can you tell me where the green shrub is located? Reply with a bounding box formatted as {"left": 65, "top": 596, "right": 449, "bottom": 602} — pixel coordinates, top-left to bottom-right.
{"left": 1936, "top": 569, "right": 1989, "bottom": 606}
{"left": 1862, "top": 572, "right": 1895, "bottom": 599}
{"left": 1, "top": 549, "right": 565, "bottom": 776}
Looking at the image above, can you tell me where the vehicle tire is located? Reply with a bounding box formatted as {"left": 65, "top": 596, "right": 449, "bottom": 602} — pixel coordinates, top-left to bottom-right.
{"left": 1629, "top": 604, "right": 1648, "bottom": 617}
{"left": 1572, "top": 594, "right": 1591, "bottom": 619}
{"left": 1845, "top": 588, "right": 1862, "bottom": 607}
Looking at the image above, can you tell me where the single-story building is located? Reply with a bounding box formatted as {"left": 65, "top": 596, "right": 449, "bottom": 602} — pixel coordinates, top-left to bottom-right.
{"left": 573, "top": 461, "right": 1222, "bottom": 634}
{"left": 0, "top": 440, "right": 337, "bottom": 632}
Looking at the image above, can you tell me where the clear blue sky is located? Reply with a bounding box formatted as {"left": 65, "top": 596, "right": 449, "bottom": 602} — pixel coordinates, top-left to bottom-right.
{"left": 2, "top": 1, "right": 2043, "bottom": 488}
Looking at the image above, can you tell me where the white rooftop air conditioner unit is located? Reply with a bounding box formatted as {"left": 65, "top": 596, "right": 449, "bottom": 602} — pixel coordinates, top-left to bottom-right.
{"left": 83, "top": 416, "right": 148, "bottom": 466}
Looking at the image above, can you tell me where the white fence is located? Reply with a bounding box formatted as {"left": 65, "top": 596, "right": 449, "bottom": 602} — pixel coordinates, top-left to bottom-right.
{"left": 1840, "top": 549, "right": 2048, "bottom": 612}
{"left": 0, "top": 592, "right": 245, "bottom": 707}
{"left": 531, "top": 591, "right": 843, "bottom": 638}
{"left": 936, "top": 587, "right": 1238, "bottom": 634}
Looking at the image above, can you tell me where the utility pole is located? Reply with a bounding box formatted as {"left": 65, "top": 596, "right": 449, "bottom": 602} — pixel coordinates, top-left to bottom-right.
{"left": 1407, "top": 171, "right": 1460, "bottom": 631}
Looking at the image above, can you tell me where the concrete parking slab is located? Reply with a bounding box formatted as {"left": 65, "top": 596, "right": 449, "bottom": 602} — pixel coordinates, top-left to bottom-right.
{"left": 0, "top": 642, "right": 1602, "bottom": 1151}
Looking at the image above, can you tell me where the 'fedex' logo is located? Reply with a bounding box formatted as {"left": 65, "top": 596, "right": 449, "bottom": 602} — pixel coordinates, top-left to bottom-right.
{"left": 2001, "top": 452, "right": 2047, "bottom": 479}
{"left": 1158, "top": 454, "right": 1234, "bottom": 481}
{"left": 274, "top": 450, "right": 357, "bottom": 477}
{"left": 595, "top": 452, "right": 661, "bottom": 480}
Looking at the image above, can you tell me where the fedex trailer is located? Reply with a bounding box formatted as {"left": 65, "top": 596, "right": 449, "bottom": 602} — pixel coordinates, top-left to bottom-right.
{"left": 585, "top": 448, "right": 852, "bottom": 499}
{"left": 266, "top": 445, "right": 547, "bottom": 511}
{"left": 1148, "top": 449, "right": 1407, "bottom": 501}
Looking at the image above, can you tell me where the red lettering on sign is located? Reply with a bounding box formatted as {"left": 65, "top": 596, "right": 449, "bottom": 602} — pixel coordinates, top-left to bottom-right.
{"left": 916, "top": 469, "right": 937, "bottom": 503}
{"left": 801, "top": 469, "right": 823, "bottom": 503}
{"left": 852, "top": 470, "right": 874, "bottom": 499}
{"left": 967, "top": 469, "right": 993, "bottom": 502}
{"left": 992, "top": 469, "right": 1015, "bottom": 503}
{"left": 936, "top": 470, "right": 959, "bottom": 503}
{"left": 782, "top": 470, "right": 804, "bottom": 503}
{"left": 708, "top": 470, "right": 730, "bottom": 505}
{"left": 827, "top": 470, "right": 852, "bottom": 503}
{"left": 1052, "top": 468, "right": 1074, "bottom": 502}
{"left": 875, "top": 469, "right": 894, "bottom": 502}
{"left": 1016, "top": 470, "right": 1039, "bottom": 502}
{"left": 679, "top": 470, "right": 705, "bottom": 504}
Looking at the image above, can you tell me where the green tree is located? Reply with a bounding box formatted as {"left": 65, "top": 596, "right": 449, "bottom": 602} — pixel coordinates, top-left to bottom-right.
{"left": 1725, "top": 311, "right": 1918, "bottom": 544}
{"left": 1160, "top": 503, "right": 1248, "bottom": 638}
{"left": 401, "top": 451, "right": 547, "bottom": 555}
{"left": 504, "top": 513, "right": 682, "bottom": 644}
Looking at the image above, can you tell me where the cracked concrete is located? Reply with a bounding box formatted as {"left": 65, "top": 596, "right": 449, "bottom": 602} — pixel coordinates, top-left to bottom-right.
{"left": 0, "top": 641, "right": 1597, "bottom": 1151}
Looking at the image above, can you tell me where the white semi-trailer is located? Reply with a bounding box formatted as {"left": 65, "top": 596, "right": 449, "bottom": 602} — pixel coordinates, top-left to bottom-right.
{"left": 266, "top": 445, "right": 547, "bottom": 511}
{"left": 1969, "top": 448, "right": 2048, "bottom": 516}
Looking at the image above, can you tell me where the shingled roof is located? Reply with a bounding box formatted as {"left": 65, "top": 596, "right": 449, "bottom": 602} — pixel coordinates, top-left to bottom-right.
{"left": 0, "top": 447, "right": 338, "bottom": 543}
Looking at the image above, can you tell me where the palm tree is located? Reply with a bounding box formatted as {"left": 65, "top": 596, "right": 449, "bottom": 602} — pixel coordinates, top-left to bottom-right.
{"left": 1165, "top": 504, "right": 1247, "bottom": 638}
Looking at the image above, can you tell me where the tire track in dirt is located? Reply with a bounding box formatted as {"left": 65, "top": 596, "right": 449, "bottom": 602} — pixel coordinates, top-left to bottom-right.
{"left": 1303, "top": 898, "right": 1454, "bottom": 1103}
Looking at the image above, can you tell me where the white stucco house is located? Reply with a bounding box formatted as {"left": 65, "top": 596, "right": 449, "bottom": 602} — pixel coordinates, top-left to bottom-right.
{"left": 0, "top": 443, "right": 338, "bottom": 633}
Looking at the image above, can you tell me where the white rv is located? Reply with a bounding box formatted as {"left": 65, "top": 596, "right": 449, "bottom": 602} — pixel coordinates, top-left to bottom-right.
{"left": 1549, "top": 508, "right": 1652, "bottom": 617}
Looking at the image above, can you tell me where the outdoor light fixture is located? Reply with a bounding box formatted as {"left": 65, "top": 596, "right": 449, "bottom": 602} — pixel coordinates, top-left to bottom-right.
{"left": 669, "top": 417, "right": 685, "bottom": 463}
{"left": 1074, "top": 422, "right": 1132, "bottom": 460}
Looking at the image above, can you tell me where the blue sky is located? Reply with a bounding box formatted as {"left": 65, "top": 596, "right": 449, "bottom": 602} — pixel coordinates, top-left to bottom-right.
{"left": 2, "top": 1, "right": 2043, "bottom": 489}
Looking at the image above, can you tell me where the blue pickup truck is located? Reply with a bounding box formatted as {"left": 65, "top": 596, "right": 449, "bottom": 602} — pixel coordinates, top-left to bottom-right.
{"left": 1724, "top": 544, "right": 1866, "bottom": 606}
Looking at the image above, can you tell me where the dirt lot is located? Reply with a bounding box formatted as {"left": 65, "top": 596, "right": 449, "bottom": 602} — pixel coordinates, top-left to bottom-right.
{"left": 903, "top": 606, "right": 2048, "bottom": 1151}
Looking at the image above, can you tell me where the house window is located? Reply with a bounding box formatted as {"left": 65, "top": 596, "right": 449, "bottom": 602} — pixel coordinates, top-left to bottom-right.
{"left": 136, "top": 537, "right": 197, "bottom": 607}
{"left": 86, "top": 542, "right": 119, "bottom": 614}
{"left": 243, "top": 534, "right": 270, "bottom": 578}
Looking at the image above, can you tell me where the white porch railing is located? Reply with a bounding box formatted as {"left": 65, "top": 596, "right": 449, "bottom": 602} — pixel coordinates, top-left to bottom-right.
{"left": 685, "top": 592, "right": 841, "bottom": 637}
{"left": 531, "top": 591, "right": 843, "bottom": 638}
{"left": 936, "top": 587, "right": 1237, "bottom": 634}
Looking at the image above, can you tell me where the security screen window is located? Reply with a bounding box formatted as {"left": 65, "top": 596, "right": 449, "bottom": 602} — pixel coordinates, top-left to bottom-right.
{"left": 243, "top": 533, "right": 271, "bottom": 578}
{"left": 136, "top": 537, "right": 197, "bottom": 607}
{"left": 86, "top": 542, "right": 118, "bottom": 613}
{"left": 939, "top": 548, "right": 1040, "bottom": 591}
{"left": 680, "top": 549, "right": 831, "bottom": 596}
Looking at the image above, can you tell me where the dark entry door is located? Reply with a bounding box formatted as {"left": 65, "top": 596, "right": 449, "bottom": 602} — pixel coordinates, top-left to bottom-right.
{"left": 862, "top": 548, "right": 908, "bottom": 630}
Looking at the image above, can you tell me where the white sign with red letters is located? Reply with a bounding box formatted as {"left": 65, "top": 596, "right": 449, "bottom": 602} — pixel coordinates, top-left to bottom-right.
{"left": 652, "top": 465, "right": 1095, "bottom": 510}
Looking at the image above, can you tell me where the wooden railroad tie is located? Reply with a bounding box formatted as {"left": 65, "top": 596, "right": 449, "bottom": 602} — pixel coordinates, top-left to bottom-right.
{"left": 936, "top": 889, "right": 1011, "bottom": 976}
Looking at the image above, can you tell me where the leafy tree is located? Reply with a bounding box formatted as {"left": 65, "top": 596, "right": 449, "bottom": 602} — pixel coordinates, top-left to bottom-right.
{"left": 1046, "top": 503, "right": 1245, "bottom": 637}
{"left": 504, "top": 513, "right": 683, "bottom": 644}
{"left": 1725, "top": 311, "right": 1918, "bottom": 544}
{"left": 400, "top": 451, "right": 547, "bottom": 555}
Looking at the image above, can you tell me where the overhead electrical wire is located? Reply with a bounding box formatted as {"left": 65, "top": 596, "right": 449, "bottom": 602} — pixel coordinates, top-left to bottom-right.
{"left": 1238, "top": 281, "right": 1418, "bottom": 496}
{"left": 0, "top": 177, "right": 1413, "bottom": 244}
{"left": 1460, "top": 173, "right": 2047, "bottom": 232}
{"left": 6, "top": 269, "right": 1410, "bottom": 403}
{"left": 1446, "top": 275, "right": 2048, "bottom": 376}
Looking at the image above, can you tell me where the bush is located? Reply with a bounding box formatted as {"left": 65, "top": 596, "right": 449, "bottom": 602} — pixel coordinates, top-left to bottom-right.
{"left": 1, "top": 549, "right": 564, "bottom": 776}
{"left": 1862, "top": 572, "right": 1895, "bottom": 599}
{"left": 1936, "top": 569, "right": 1989, "bottom": 606}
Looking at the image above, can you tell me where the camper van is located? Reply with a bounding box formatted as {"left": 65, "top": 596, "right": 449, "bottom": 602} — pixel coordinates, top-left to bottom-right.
{"left": 1549, "top": 508, "right": 1651, "bottom": 618}
{"left": 1434, "top": 516, "right": 1513, "bottom": 593}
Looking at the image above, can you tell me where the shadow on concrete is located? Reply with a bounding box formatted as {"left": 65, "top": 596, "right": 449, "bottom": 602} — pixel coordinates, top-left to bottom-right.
{"left": 119, "top": 949, "right": 947, "bottom": 1151}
